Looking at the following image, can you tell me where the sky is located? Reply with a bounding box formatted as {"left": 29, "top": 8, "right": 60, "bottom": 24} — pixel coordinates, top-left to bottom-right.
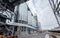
{"left": 26, "top": 0, "right": 59, "bottom": 30}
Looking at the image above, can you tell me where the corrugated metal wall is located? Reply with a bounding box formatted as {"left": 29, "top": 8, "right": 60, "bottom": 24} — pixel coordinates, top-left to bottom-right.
{"left": 18, "top": 3, "right": 28, "bottom": 22}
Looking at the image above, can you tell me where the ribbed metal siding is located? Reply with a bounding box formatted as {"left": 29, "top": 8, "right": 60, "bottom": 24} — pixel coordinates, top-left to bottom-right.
{"left": 28, "top": 11, "right": 32, "bottom": 25}
{"left": 18, "top": 3, "right": 28, "bottom": 23}
{"left": 28, "top": 11, "right": 36, "bottom": 27}
{"left": 31, "top": 16, "right": 36, "bottom": 27}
